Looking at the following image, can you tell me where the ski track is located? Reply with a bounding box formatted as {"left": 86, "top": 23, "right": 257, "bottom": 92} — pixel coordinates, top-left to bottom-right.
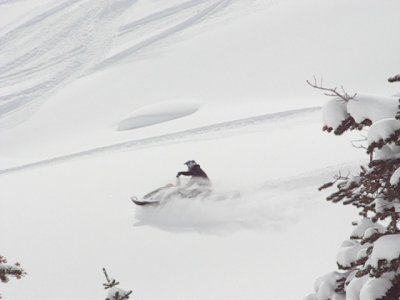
{"left": 0, "top": 106, "right": 320, "bottom": 176}
{"left": 0, "top": 0, "right": 83, "bottom": 53}
{"left": 0, "top": 47, "right": 83, "bottom": 86}
{"left": 0, "top": 0, "right": 138, "bottom": 125}
{"left": 0, "top": 0, "right": 38, "bottom": 6}
{"left": 94, "top": 0, "right": 232, "bottom": 71}
{"left": 0, "top": 0, "right": 235, "bottom": 126}
{"left": 118, "top": 0, "right": 211, "bottom": 36}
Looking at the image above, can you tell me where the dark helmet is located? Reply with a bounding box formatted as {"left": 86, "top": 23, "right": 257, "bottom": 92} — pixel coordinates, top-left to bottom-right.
{"left": 184, "top": 160, "right": 197, "bottom": 170}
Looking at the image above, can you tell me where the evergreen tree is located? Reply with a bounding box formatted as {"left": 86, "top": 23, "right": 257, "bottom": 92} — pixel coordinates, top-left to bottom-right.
{"left": 307, "top": 76, "right": 400, "bottom": 300}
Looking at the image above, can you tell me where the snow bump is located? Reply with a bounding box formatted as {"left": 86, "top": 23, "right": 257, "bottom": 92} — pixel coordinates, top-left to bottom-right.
{"left": 117, "top": 100, "right": 202, "bottom": 131}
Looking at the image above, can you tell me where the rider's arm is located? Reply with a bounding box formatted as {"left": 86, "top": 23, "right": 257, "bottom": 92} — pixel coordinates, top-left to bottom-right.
{"left": 176, "top": 170, "right": 193, "bottom": 177}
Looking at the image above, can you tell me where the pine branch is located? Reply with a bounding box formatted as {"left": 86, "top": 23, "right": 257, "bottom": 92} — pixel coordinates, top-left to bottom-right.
{"left": 385, "top": 274, "right": 400, "bottom": 300}
{"left": 312, "top": 74, "right": 400, "bottom": 299}
{"left": 103, "top": 268, "right": 120, "bottom": 289}
{"left": 388, "top": 74, "right": 400, "bottom": 83}
{"left": 367, "top": 129, "right": 400, "bottom": 154}
{"left": 103, "top": 268, "right": 132, "bottom": 300}
{"left": 323, "top": 116, "right": 372, "bottom": 136}
{"left": 0, "top": 256, "right": 25, "bottom": 282}
{"left": 0, "top": 256, "right": 26, "bottom": 299}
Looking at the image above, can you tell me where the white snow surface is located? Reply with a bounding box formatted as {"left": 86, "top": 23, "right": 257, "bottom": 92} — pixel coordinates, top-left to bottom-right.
{"left": 2, "top": 0, "right": 400, "bottom": 299}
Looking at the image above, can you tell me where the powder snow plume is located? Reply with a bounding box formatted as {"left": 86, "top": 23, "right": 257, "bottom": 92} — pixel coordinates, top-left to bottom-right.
{"left": 133, "top": 179, "right": 320, "bottom": 234}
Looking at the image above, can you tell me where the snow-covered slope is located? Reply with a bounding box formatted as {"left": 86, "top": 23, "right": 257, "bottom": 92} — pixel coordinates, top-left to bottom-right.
{"left": 1, "top": 0, "right": 400, "bottom": 299}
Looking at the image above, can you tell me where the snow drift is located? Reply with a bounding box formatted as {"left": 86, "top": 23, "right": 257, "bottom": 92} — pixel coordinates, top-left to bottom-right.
{"left": 117, "top": 100, "right": 202, "bottom": 131}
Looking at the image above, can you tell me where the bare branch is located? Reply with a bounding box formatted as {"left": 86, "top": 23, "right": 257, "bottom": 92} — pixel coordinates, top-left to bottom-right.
{"left": 351, "top": 134, "right": 368, "bottom": 150}
{"left": 351, "top": 140, "right": 367, "bottom": 150}
{"left": 334, "top": 170, "right": 350, "bottom": 181}
{"left": 306, "top": 76, "right": 357, "bottom": 102}
{"left": 103, "top": 268, "right": 111, "bottom": 283}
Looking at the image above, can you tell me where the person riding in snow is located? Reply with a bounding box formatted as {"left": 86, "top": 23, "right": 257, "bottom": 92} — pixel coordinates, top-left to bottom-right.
{"left": 176, "top": 160, "right": 211, "bottom": 187}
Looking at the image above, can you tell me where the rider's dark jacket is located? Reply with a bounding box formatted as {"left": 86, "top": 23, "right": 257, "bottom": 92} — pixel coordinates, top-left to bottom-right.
{"left": 177, "top": 164, "right": 211, "bottom": 186}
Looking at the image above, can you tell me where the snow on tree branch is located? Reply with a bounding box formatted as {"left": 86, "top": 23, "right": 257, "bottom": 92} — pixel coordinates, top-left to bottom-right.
{"left": 103, "top": 268, "right": 132, "bottom": 300}
{"left": 307, "top": 75, "right": 400, "bottom": 300}
{"left": 324, "top": 94, "right": 397, "bottom": 135}
{"left": 366, "top": 119, "right": 400, "bottom": 155}
{"left": 0, "top": 255, "right": 26, "bottom": 299}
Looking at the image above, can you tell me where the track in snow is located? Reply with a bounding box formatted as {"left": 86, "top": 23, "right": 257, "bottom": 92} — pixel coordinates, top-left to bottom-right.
{"left": 0, "top": 0, "right": 235, "bottom": 126}
{"left": 0, "top": 0, "right": 138, "bottom": 126}
{"left": 0, "top": 0, "right": 31, "bottom": 5}
{"left": 95, "top": 0, "right": 232, "bottom": 71}
{"left": 0, "top": 106, "right": 320, "bottom": 175}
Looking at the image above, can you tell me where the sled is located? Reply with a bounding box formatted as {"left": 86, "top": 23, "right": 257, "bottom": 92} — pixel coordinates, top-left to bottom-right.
{"left": 130, "top": 178, "right": 212, "bottom": 207}
{"left": 130, "top": 178, "right": 237, "bottom": 207}
{"left": 131, "top": 196, "right": 160, "bottom": 206}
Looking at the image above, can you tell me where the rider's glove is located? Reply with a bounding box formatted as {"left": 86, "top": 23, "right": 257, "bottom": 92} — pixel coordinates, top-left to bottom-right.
{"left": 176, "top": 172, "right": 182, "bottom": 178}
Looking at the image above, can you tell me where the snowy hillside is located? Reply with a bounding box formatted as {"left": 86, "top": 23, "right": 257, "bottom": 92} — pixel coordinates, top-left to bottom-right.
{"left": 1, "top": 0, "right": 400, "bottom": 299}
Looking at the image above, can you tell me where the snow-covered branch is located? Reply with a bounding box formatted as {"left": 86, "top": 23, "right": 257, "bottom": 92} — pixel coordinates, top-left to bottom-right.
{"left": 103, "top": 268, "right": 132, "bottom": 300}
{"left": 0, "top": 256, "right": 26, "bottom": 299}
{"left": 308, "top": 76, "right": 400, "bottom": 300}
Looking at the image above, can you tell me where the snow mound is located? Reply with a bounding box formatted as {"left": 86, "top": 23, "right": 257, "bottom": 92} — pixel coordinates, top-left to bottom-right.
{"left": 117, "top": 100, "right": 202, "bottom": 131}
